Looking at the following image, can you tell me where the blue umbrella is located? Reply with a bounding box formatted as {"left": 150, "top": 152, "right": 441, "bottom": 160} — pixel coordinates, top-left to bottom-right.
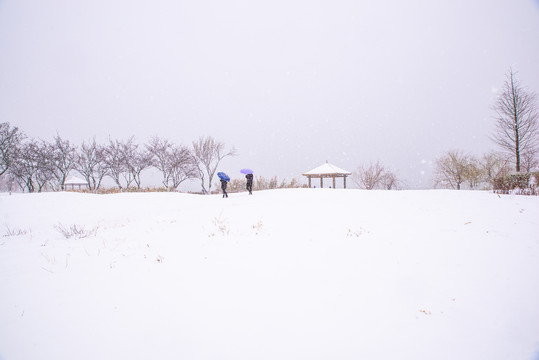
{"left": 240, "top": 168, "right": 253, "bottom": 175}
{"left": 217, "top": 172, "right": 230, "bottom": 182}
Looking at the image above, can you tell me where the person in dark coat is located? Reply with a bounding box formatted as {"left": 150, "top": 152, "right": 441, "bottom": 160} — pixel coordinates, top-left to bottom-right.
{"left": 245, "top": 173, "right": 253, "bottom": 195}
{"left": 220, "top": 179, "right": 228, "bottom": 198}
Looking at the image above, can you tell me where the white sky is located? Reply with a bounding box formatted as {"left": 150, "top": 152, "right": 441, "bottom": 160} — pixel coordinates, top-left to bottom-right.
{"left": 1, "top": 0, "right": 538, "bottom": 189}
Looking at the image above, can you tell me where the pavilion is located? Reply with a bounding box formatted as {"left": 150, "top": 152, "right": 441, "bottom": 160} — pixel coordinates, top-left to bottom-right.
{"left": 302, "top": 161, "right": 352, "bottom": 189}
{"left": 64, "top": 176, "right": 89, "bottom": 191}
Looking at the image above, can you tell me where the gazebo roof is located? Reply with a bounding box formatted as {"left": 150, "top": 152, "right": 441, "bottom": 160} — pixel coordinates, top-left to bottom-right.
{"left": 302, "top": 161, "right": 351, "bottom": 176}
{"left": 65, "top": 176, "right": 87, "bottom": 185}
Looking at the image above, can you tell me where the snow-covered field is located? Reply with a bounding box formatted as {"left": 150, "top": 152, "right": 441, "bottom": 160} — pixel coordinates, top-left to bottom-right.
{"left": 1, "top": 189, "right": 538, "bottom": 360}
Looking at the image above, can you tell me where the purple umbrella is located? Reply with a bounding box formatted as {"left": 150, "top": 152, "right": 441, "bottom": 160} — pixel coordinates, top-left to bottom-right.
{"left": 240, "top": 168, "right": 253, "bottom": 175}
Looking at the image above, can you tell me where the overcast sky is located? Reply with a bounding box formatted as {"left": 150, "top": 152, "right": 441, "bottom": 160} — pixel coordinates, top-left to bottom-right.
{"left": 1, "top": 0, "right": 538, "bottom": 190}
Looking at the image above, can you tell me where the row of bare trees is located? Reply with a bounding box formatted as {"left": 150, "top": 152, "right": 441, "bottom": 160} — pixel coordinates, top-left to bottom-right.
{"left": 2, "top": 68, "right": 536, "bottom": 193}
{"left": 0, "top": 124, "right": 236, "bottom": 193}
{"left": 434, "top": 69, "right": 538, "bottom": 191}
{"left": 434, "top": 151, "right": 515, "bottom": 190}
{"left": 0, "top": 131, "right": 78, "bottom": 193}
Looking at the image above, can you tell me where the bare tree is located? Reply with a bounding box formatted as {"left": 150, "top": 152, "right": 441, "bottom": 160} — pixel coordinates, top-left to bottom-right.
{"left": 192, "top": 136, "right": 237, "bottom": 194}
{"left": 168, "top": 145, "right": 198, "bottom": 189}
{"left": 481, "top": 152, "right": 511, "bottom": 189}
{"left": 520, "top": 150, "right": 539, "bottom": 173}
{"left": 352, "top": 161, "right": 385, "bottom": 190}
{"left": 49, "top": 134, "right": 77, "bottom": 190}
{"left": 103, "top": 137, "right": 149, "bottom": 190}
{"left": 9, "top": 140, "right": 41, "bottom": 192}
{"left": 147, "top": 136, "right": 174, "bottom": 189}
{"left": 104, "top": 138, "right": 129, "bottom": 191}
{"left": 491, "top": 68, "right": 539, "bottom": 173}
{"left": 11, "top": 138, "right": 61, "bottom": 192}
{"left": 434, "top": 150, "right": 470, "bottom": 190}
{"left": 0, "top": 122, "right": 25, "bottom": 177}
{"left": 463, "top": 155, "right": 482, "bottom": 190}
{"left": 147, "top": 136, "right": 197, "bottom": 190}
{"left": 76, "top": 138, "right": 108, "bottom": 191}
{"left": 380, "top": 170, "right": 404, "bottom": 190}
{"left": 125, "top": 142, "right": 153, "bottom": 191}
{"left": 34, "top": 140, "right": 56, "bottom": 192}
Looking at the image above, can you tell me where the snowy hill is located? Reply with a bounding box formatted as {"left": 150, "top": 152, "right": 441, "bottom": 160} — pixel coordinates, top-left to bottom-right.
{"left": 1, "top": 189, "right": 538, "bottom": 360}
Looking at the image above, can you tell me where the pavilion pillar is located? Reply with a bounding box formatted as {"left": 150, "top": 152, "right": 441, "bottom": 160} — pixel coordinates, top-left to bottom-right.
{"left": 344, "top": 176, "right": 347, "bottom": 189}
{"left": 333, "top": 177, "right": 336, "bottom": 189}
{"left": 308, "top": 176, "right": 311, "bottom": 188}
{"left": 320, "top": 177, "right": 323, "bottom": 188}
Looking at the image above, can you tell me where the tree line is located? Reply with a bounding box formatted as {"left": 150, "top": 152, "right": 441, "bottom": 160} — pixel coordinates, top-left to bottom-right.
{"left": 434, "top": 68, "right": 538, "bottom": 192}
{"left": 327, "top": 69, "right": 538, "bottom": 192}
{"left": 0, "top": 129, "right": 236, "bottom": 194}
{"left": 2, "top": 68, "right": 536, "bottom": 194}
{"left": 434, "top": 151, "right": 514, "bottom": 190}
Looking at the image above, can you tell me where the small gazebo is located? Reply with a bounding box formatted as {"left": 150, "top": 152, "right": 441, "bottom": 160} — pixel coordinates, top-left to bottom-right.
{"left": 64, "top": 176, "right": 89, "bottom": 191}
{"left": 302, "top": 161, "right": 352, "bottom": 189}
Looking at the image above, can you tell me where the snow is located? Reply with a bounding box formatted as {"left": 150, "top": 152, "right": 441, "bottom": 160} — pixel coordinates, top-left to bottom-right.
{"left": 1, "top": 189, "right": 538, "bottom": 360}
{"left": 303, "top": 161, "right": 352, "bottom": 175}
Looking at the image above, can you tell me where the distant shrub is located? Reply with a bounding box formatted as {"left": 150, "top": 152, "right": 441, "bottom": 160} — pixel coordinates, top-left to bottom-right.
{"left": 215, "top": 176, "right": 307, "bottom": 193}
{"left": 493, "top": 172, "right": 538, "bottom": 195}
{"left": 227, "top": 178, "right": 247, "bottom": 193}
{"left": 254, "top": 176, "right": 307, "bottom": 190}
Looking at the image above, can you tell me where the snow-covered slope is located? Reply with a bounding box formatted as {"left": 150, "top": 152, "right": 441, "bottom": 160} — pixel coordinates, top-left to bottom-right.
{"left": 1, "top": 189, "right": 538, "bottom": 360}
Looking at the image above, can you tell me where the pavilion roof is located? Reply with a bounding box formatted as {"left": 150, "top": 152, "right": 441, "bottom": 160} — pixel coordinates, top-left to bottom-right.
{"left": 302, "top": 161, "right": 351, "bottom": 176}
{"left": 64, "top": 176, "right": 87, "bottom": 185}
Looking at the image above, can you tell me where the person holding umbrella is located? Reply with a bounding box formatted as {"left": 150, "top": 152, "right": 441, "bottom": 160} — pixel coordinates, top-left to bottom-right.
{"left": 241, "top": 169, "right": 254, "bottom": 195}
{"left": 217, "top": 172, "right": 230, "bottom": 198}
{"left": 220, "top": 179, "right": 228, "bottom": 198}
{"left": 246, "top": 173, "right": 253, "bottom": 194}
